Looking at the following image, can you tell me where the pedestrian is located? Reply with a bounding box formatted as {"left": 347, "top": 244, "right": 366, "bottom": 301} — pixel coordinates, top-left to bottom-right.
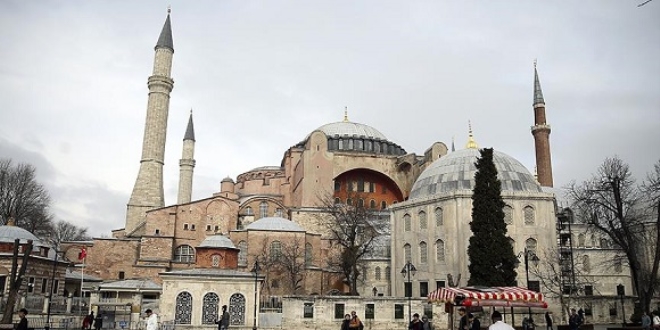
{"left": 409, "top": 313, "right": 423, "bottom": 330}
{"left": 93, "top": 312, "right": 103, "bottom": 330}
{"left": 523, "top": 317, "right": 530, "bottom": 330}
{"left": 83, "top": 311, "right": 94, "bottom": 329}
{"left": 569, "top": 309, "right": 579, "bottom": 330}
{"left": 216, "top": 305, "right": 230, "bottom": 330}
{"left": 652, "top": 311, "right": 660, "bottom": 329}
{"left": 341, "top": 314, "right": 351, "bottom": 330}
{"left": 145, "top": 309, "right": 158, "bottom": 330}
{"left": 458, "top": 307, "right": 469, "bottom": 330}
{"left": 348, "top": 311, "right": 364, "bottom": 330}
{"left": 642, "top": 312, "right": 651, "bottom": 330}
{"left": 488, "top": 311, "right": 515, "bottom": 330}
{"left": 422, "top": 315, "right": 435, "bottom": 330}
{"left": 16, "top": 308, "right": 28, "bottom": 330}
{"left": 469, "top": 313, "right": 480, "bottom": 330}
{"left": 545, "top": 312, "right": 553, "bottom": 330}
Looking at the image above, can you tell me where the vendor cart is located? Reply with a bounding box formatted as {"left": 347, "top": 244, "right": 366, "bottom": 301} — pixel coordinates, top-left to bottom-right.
{"left": 427, "top": 286, "right": 548, "bottom": 330}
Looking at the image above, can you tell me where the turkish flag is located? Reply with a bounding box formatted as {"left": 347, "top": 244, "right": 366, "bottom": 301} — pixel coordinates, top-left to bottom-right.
{"left": 78, "top": 247, "right": 87, "bottom": 260}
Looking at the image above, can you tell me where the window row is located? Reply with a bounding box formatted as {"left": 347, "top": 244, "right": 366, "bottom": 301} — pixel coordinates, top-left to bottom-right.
{"left": 309, "top": 302, "right": 433, "bottom": 320}
{"left": 403, "top": 208, "right": 444, "bottom": 231}
{"left": 17, "top": 277, "right": 59, "bottom": 295}
{"left": 243, "top": 203, "right": 284, "bottom": 218}
{"left": 403, "top": 240, "right": 445, "bottom": 264}
{"left": 326, "top": 137, "right": 405, "bottom": 156}
{"left": 403, "top": 280, "right": 446, "bottom": 298}
{"left": 334, "top": 198, "right": 390, "bottom": 210}
{"left": 334, "top": 179, "right": 386, "bottom": 194}
{"left": 576, "top": 233, "right": 616, "bottom": 249}
{"left": 174, "top": 291, "right": 246, "bottom": 325}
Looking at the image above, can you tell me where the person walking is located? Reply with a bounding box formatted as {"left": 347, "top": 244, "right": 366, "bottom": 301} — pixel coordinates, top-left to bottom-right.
{"left": 469, "top": 313, "right": 480, "bottom": 330}
{"left": 642, "top": 312, "right": 651, "bottom": 330}
{"left": 348, "top": 311, "right": 364, "bottom": 330}
{"left": 16, "top": 308, "right": 28, "bottom": 330}
{"left": 458, "top": 307, "right": 469, "bottom": 330}
{"left": 93, "top": 312, "right": 103, "bottom": 330}
{"left": 409, "top": 313, "right": 423, "bottom": 330}
{"left": 545, "top": 312, "right": 553, "bottom": 330}
{"left": 216, "top": 305, "right": 230, "bottom": 330}
{"left": 145, "top": 309, "right": 158, "bottom": 330}
{"left": 569, "top": 309, "right": 580, "bottom": 330}
{"left": 651, "top": 311, "right": 660, "bottom": 329}
{"left": 422, "top": 315, "right": 435, "bottom": 330}
{"left": 341, "top": 314, "right": 352, "bottom": 330}
{"left": 83, "top": 311, "right": 94, "bottom": 329}
{"left": 488, "top": 311, "right": 515, "bottom": 330}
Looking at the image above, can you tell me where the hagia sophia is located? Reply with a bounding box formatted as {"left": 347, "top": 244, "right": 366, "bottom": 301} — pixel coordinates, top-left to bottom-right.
{"left": 0, "top": 10, "right": 634, "bottom": 329}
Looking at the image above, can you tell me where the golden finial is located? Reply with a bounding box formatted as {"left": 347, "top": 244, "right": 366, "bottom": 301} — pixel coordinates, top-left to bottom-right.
{"left": 6, "top": 216, "right": 15, "bottom": 226}
{"left": 534, "top": 165, "right": 539, "bottom": 182}
{"left": 167, "top": 5, "right": 171, "bottom": 14}
{"left": 465, "top": 120, "right": 479, "bottom": 149}
{"left": 343, "top": 106, "right": 349, "bottom": 122}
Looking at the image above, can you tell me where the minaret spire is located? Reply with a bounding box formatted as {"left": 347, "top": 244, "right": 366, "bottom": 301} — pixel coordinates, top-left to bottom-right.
{"left": 343, "top": 106, "right": 349, "bottom": 122}
{"left": 465, "top": 120, "right": 479, "bottom": 149}
{"left": 451, "top": 136, "right": 456, "bottom": 152}
{"left": 178, "top": 110, "right": 196, "bottom": 204}
{"left": 125, "top": 11, "right": 175, "bottom": 235}
{"left": 531, "top": 61, "right": 554, "bottom": 187}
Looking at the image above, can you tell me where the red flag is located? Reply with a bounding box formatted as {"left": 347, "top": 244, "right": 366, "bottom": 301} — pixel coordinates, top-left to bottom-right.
{"left": 78, "top": 247, "right": 87, "bottom": 260}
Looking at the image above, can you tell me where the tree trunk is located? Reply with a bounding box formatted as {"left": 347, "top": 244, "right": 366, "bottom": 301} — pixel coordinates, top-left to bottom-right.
{"left": 1, "top": 239, "right": 32, "bottom": 324}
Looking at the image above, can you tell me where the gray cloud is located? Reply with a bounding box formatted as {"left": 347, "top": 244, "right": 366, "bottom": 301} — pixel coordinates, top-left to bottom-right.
{"left": 1, "top": 1, "right": 658, "bottom": 236}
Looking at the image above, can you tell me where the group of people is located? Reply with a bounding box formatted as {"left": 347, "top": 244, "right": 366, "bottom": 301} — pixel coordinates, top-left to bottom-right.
{"left": 641, "top": 310, "right": 660, "bottom": 330}
{"left": 408, "top": 312, "right": 435, "bottom": 330}
{"left": 341, "top": 310, "right": 365, "bottom": 330}
{"left": 81, "top": 311, "right": 104, "bottom": 329}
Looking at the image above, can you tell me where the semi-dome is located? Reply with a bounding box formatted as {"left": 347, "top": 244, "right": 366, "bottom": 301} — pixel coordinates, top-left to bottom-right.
{"left": 0, "top": 224, "right": 45, "bottom": 247}
{"left": 246, "top": 217, "right": 305, "bottom": 232}
{"left": 410, "top": 148, "right": 542, "bottom": 200}
{"left": 198, "top": 235, "right": 237, "bottom": 249}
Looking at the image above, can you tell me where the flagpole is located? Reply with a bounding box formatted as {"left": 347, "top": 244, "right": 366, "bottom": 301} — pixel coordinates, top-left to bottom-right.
{"left": 80, "top": 248, "right": 85, "bottom": 315}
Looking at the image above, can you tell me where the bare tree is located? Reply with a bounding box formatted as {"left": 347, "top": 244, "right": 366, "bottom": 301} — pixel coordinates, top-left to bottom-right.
{"left": 567, "top": 157, "right": 660, "bottom": 313}
{"left": 0, "top": 159, "right": 53, "bottom": 235}
{"left": 319, "top": 192, "right": 388, "bottom": 295}
{"left": 1, "top": 239, "right": 33, "bottom": 324}
{"left": 45, "top": 220, "right": 91, "bottom": 251}
{"left": 253, "top": 237, "right": 307, "bottom": 295}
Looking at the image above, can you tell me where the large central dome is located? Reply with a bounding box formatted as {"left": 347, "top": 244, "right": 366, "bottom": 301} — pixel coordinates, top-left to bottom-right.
{"left": 410, "top": 148, "right": 542, "bottom": 200}
{"left": 315, "top": 121, "right": 388, "bottom": 141}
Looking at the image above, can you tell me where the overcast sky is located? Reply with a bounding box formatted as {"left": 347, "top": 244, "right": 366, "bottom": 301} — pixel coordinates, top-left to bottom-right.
{"left": 1, "top": 1, "right": 658, "bottom": 237}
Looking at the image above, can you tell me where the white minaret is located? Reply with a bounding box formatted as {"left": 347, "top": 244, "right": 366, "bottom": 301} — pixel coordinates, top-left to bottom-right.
{"left": 125, "top": 10, "right": 174, "bottom": 235}
{"left": 177, "top": 110, "right": 196, "bottom": 204}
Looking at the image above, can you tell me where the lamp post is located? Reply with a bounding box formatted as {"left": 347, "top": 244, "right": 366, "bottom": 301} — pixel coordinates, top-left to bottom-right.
{"left": 516, "top": 248, "right": 540, "bottom": 321}
{"left": 617, "top": 284, "right": 625, "bottom": 326}
{"left": 400, "top": 261, "right": 417, "bottom": 325}
{"left": 251, "top": 260, "right": 261, "bottom": 330}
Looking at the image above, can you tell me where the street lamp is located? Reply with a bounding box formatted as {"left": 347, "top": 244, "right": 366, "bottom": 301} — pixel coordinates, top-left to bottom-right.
{"left": 251, "top": 260, "right": 261, "bottom": 330}
{"left": 617, "top": 284, "right": 626, "bottom": 326}
{"left": 516, "top": 248, "right": 540, "bottom": 320}
{"left": 400, "top": 261, "right": 417, "bottom": 325}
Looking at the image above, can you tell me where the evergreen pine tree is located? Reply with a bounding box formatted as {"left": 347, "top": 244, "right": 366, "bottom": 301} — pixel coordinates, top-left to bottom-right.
{"left": 467, "top": 148, "right": 518, "bottom": 286}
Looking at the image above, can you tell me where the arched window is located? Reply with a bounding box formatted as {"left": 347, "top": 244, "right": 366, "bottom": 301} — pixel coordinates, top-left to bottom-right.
{"left": 503, "top": 205, "right": 513, "bottom": 225}
{"left": 435, "top": 207, "right": 444, "bottom": 226}
{"left": 174, "top": 245, "right": 195, "bottom": 263}
{"left": 375, "top": 266, "right": 381, "bottom": 280}
{"left": 385, "top": 266, "right": 391, "bottom": 280}
{"left": 381, "top": 201, "right": 387, "bottom": 210}
{"left": 175, "top": 291, "right": 193, "bottom": 324}
{"left": 523, "top": 206, "right": 535, "bottom": 225}
{"left": 582, "top": 255, "right": 590, "bottom": 272}
{"left": 259, "top": 201, "right": 268, "bottom": 218}
{"left": 211, "top": 255, "right": 220, "bottom": 267}
{"left": 419, "top": 211, "right": 427, "bottom": 230}
{"left": 614, "top": 258, "right": 622, "bottom": 273}
{"left": 436, "top": 239, "right": 445, "bottom": 262}
{"left": 245, "top": 206, "right": 253, "bottom": 216}
{"left": 404, "top": 214, "right": 411, "bottom": 232}
{"left": 270, "top": 241, "right": 282, "bottom": 260}
{"left": 525, "top": 238, "right": 538, "bottom": 255}
{"left": 275, "top": 208, "right": 284, "bottom": 217}
{"left": 578, "top": 233, "right": 585, "bottom": 247}
{"left": 238, "top": 241, "right": 247, "bottom": 266}
{"left": 202, "top": 292, "right": 219, "bottom": 324}
{"left": 358, "top": 199, "right": 364, "bottom": 208}
{"left": 404, "top": 244, "right": 412, "bottom": 263}
{"left": 370, "top": 200, "right": 376, "bottom": 209}
{"left": 305, "top": 243, "right": 313, "bottom": 266}
{"left": 600, "top": 238, "right": 609, "bottom": 249}
{"left": 420, "top": 242, "right": 428, "bottom": 264}
{"left": 334, "top": 197, "right": 341, "bottom": 204}
{"left": 347, "top": 198, "right": 353, "bottom": 206}
{"left": 229, "top": 293, "right": 246, "bottom": 325}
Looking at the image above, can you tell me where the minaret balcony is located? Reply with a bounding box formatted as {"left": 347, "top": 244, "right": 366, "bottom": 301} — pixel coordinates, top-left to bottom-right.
{"left": 531, "top": 124, "right": 551, "bottom": 133}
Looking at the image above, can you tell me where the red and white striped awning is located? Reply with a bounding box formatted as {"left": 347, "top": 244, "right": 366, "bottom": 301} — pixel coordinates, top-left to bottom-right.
{"left": 427, "top": 287, "right": 546, "bottom": 308}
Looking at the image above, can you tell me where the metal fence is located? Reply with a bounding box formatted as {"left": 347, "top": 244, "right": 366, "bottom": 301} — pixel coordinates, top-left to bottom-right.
{"left": 21, "top": 318, "right": 175, "bottom": 330}
{"left": 260, "top": 296, "right": 283, "bottom": 313}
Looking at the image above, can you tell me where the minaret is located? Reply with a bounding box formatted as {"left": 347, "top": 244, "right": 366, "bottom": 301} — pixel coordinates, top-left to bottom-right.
{"left": 177, "top": 110, "right": 196, "bottom": 204}
{"left": 125, "top": 10, "right": 175, "bottom": 234}
{"left": 531, "top": 61, "right": 554, "bottom": 187}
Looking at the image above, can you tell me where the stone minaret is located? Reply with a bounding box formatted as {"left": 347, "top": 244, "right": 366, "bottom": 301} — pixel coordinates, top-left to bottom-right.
{"left": 177, "top": 111, "right": 196, "bottom": 204}
{"left": 531, "top": 62, "right": 554, "bottom": 187}
{"left": 125, "top": 11, "right": 175, "bottom": 234}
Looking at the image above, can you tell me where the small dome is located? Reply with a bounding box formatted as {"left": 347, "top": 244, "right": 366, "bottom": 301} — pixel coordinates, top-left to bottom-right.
{"left": 410, "top": 148, "right": 542, "bottom": 200}
{"left": 198, "top": 235, "right": 237, "bottom": 249}
{"left": 314, "top": 121, "right": 388, "bottom": 141}
{"left": 0, "top": 224, "right": 45, "bottom": 247}
{"left": 221, "top": 176, "right": 234, "bottom": 183}
{"left": 246, "top": 217, "right": 305, "bottom": 232}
